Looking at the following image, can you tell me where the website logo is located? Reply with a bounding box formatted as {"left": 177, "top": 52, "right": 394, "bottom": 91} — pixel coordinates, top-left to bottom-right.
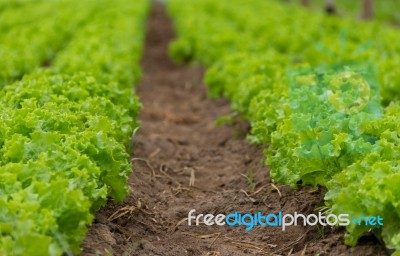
{"left": 188, "top": 209, "right": 383, "bottom": 231}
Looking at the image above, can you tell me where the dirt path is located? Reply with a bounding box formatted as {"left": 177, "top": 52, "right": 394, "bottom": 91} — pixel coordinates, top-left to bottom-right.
{"left": 82, "top": 4, "right": 386, "bottom": 256}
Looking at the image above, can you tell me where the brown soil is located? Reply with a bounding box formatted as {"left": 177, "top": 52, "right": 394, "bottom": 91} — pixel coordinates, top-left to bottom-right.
{"left": 82, "top": 4, "right": 387, "bottom": 256}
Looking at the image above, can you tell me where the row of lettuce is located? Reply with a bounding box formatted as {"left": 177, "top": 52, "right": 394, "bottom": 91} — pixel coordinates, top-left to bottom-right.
{"left": 0, "top": 0, "right": 149, "bottom": 255}
{"left": 0, "top": 0, "right": 108, "bottom": 86}
{"left": 168, "top": 0, "right": 400, "bottom": 252}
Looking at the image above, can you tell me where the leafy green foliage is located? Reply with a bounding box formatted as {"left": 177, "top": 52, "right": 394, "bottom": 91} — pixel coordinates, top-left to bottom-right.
{"left": 306, "top": 0, "right": 400, "bottom": 25}
{"left": 0, "top": 0, "right": 109, "bottom": 86}
{"left": 0, "top": 0, "right": 149, "bottom": 255}
{"left": 326, "top": 104, "right": 400, "bottom": 249}
{"left": 168, "top": 0, "right": 400, "bottom": 251}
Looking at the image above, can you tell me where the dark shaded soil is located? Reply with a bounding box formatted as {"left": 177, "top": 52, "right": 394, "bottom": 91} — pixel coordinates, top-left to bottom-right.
{"left": 82, "top": 4, "right": 387, "bottom": 256}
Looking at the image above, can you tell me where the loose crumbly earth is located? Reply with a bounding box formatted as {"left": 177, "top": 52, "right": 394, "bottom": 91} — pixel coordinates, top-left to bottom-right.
{"left": 82, "top": 4, "right": 387, "bottom": 256}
